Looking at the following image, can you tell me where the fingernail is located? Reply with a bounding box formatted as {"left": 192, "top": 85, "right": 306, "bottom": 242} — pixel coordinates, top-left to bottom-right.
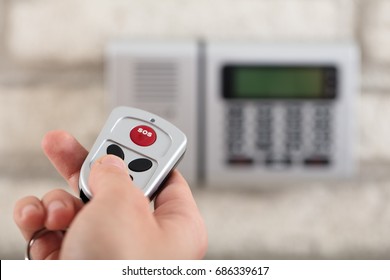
{"left": 21, "top": 204, "right": 39, "bottom": 219}
{"left": 99, "top": 155, "right": 126, "bottom": 170}
{"left": 48, "top": 200, "right": 66, "bottom": 213}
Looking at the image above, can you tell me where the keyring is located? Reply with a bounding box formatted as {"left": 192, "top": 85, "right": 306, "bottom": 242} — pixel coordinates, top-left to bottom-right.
{"left": 25, "top": 228, "right": 66, "bottom": 260}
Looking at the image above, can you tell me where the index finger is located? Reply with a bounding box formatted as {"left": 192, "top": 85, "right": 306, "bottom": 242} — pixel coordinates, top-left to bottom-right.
{"left": 41, "top": 130, "right": 88, "bottom": 194}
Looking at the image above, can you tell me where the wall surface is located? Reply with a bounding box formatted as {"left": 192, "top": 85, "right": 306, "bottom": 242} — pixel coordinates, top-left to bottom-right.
{"left": 1, "top": 0, "right": 390, "bottom": 162}
{"left": 1, "top": 0, "right": 390, "bottom": 259}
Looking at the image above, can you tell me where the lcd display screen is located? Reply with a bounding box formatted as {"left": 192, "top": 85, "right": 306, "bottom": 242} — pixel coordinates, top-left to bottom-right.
{"left": 223, "top": 65, "right": 337, "bottom": 99}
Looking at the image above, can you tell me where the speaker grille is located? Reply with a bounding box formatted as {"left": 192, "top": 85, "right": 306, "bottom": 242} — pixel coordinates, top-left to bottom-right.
{"left": 132, "top": 61, "right": 178, "bottom": 101}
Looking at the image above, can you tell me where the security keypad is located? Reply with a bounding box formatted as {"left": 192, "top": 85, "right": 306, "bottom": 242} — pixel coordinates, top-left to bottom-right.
{"left": 226, "top": 102, "right": 333, "bottom": 168}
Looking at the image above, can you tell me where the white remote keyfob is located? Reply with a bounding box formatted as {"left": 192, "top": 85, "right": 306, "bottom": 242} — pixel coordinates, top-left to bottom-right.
{"left": 79, "top": 106, "right": 187, "bottom": 203}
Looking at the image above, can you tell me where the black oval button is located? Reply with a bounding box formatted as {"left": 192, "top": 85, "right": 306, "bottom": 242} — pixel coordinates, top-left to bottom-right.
{"left": 106, "top": 144, "right": 125, "bottom": 160}
{"left": 128, "top": 158, "right": 153, "bottom": 172}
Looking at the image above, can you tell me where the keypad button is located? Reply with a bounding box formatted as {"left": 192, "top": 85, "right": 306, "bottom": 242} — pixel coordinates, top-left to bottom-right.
{"left": 227, "top": 156, "right": 254, "bottom": 166}
{"left": 265, "top": 157, "right": 292, "bottom": 166}
{"left": 304, "top": 156, "right": 331, "bottom": 166}
{"left": 106, "top": 144, "right": 125, "bottom": 160}
{"left": 128, "top": 158, "right": 153, "bottom": 172}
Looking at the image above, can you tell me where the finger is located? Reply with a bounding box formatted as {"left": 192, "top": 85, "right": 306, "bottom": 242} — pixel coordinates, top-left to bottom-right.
{"left": 88, "top": 155, "right": 151, "bottom": 219}
{"left": 41, "top": 189, "right": 84, "bottom": 230}
{"left": 14, "top": 197, "right": 66, "bottom": 260}
{"left": 29, "top": 230, "right": 65, "bottom": 260}
{"left": 41, "top": 130, "right": 88, "bottom": 194}
{"left": 14, "top": 196, "right": 46, "bottom": 241}
{"left": 56, "top": 156, "right": 153, "bottom": 259}
{"left": 14, "top": 190, "right": 83, "bottom": 260}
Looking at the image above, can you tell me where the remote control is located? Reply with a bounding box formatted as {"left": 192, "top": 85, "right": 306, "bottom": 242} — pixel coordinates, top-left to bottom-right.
{"left": 78, "top": 106, "right": 187, "bottom": 203}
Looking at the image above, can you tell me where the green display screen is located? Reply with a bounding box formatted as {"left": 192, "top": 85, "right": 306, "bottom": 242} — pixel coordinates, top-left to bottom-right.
{"left": 223, "top": 65, "right": 336, "bottom": 99}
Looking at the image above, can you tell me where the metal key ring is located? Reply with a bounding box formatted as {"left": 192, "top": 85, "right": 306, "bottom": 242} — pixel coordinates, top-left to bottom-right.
{"left": 25, "top": 228, "right": 66, "bottom": 260}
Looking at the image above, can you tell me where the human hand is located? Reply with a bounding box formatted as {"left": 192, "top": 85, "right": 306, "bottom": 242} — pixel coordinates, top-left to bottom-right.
{"left": 14, "top": 130, "right": 207, "bottom": 259}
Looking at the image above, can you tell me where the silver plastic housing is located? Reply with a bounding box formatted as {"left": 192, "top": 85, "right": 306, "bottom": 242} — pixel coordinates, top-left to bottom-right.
{"left": 79, "top": 106, "right": 187, "bottom": 200}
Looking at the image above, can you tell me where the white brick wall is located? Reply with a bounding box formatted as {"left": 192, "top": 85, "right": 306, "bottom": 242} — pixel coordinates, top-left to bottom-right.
{"left": 7, "top": 0, "right": 356, "bottom": 64}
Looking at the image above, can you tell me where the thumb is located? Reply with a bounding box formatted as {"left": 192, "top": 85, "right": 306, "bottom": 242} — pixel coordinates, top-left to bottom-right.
{"left": 88, "top": 155, "right": 149, "bottom": 209}
{"left": 60, "top": 155, "right": 152, "bottom": 259}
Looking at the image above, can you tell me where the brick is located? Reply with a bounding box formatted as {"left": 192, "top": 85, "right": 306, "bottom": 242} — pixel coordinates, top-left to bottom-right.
{"left": 367, "top": 0, "right": 390, "bottom": 24}
{"left": 362, "top": 66, "right": 390, "bottom": 92}
{"left": 364, "top": 27, "right": 390, "bottom": 65}
{"left": 359, "top": 92, "right": 390, "bottom": 161}
{"left": 7, "top": 0, "right": 355, "bottom": 64}
{"left": 0, "top": 83, "right": 106, "bottom": 155}
{"left": 0, "top": 0, "right": 6, "bottom": 53}
{"left": 363, "top": 0, "right": 390, "bottom": 64}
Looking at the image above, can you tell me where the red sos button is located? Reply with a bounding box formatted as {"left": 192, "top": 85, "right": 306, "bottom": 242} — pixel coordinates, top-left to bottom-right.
{"left": 130, "top": 125, "right": 157, "bottom": 147}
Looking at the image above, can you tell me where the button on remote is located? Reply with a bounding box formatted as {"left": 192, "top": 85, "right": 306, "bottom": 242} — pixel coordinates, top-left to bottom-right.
{"left": 128, "top": 158, "right": 153, "bottom": 172}
{"left": 106, "top": 144, "right": 125, "bottom": 160}
{"left": 130, "top": 125, "right": 157, "bottom": 147}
